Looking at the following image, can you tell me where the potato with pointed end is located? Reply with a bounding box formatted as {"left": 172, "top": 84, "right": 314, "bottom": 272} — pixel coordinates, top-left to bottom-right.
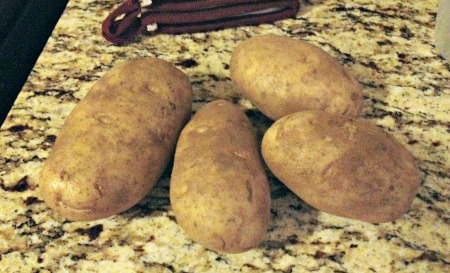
{"left": 230, "top": 34, "right": 363, "bottom": 120}
{"left": 262, "top": 111, "right": 421, "bottom": 223}
{"left": 170, "top": 100, "right": 270, "bottom": 253}
{"left": 39, "top": 57, "right": 193, "bottom": 221}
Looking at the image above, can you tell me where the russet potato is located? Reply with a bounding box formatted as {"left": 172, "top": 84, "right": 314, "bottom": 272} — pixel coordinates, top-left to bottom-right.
{"left": 230, "top": 34, "right": 363, "bottom": 120}
{"left": 170, "top": 100, "right": 271, "bottom": 253}
{"left": 39, "top": 57, "right": 193, "bottom": 221}
{"left": 262, "top": 110, "right": 421, "bottom": 223}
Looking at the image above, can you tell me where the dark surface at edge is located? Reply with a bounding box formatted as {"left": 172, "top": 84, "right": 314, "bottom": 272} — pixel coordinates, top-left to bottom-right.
{"left": 0, "top": 0, "right": 69, "bottom": 127}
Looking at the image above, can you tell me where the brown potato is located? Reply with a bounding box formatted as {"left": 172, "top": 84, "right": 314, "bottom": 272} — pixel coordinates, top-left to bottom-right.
{"left": 262, "top": 111, "right": 421, "bottom": 223}
{"left": 230, "top": 34, "right": 363, "bottom": 120}
{"left": 170, "top": 100, "right": 270, "bottom": 253}
{"left": 39, "top": 57, "right": 193, "bottom": 221}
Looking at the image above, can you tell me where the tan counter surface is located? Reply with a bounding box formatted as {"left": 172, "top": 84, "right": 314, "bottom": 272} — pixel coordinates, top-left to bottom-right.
{"left": 0, "top": 0, "right": 449, "bottom": 272}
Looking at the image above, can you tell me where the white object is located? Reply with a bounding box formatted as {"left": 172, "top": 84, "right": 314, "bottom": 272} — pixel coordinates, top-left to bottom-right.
{"left": 436, "top": 0, "right": 450, "bottom": 62}
{"left": 141, "top": 0, "right": 152, "bottom": 7}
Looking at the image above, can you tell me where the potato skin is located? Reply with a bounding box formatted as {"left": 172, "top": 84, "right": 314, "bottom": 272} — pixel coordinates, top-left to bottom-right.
{"left": 39, "top": 57, "right": 193, "bottom": 221}
{"left": 230, "top": 34, "right": 362, "bottom": 120}
{"left": 170, "top": 100, "right": 270, "bottom": 253}
{"left": 262, "top": 111, "right": 421, "bottom": 223}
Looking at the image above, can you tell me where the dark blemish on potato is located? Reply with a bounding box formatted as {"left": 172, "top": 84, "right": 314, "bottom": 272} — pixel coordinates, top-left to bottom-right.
{"left": 75, "top": 224, "right": 104, "bottom": 241}
{"left": 246, "top": 180, "right": 253, "bottom": 203}
{"left": 302, "top": 55, "right": 310, "bottom": 63}
{"left": 351, "top": 91, "right": 360, "bottom": 102}
{"left": 169, "top": 102, "right": 176, "bottom": 110}
{"left": 260, "top": 91, "right": 267, "bottom": 99}
{"left": 176, "top": 58, "right": 198, "bottom": 68}
{"left": 59, "top": 170, "right": 70, "bottom": 180}
{"left": 55, "top": 191, "right": 62, "bottom": 204}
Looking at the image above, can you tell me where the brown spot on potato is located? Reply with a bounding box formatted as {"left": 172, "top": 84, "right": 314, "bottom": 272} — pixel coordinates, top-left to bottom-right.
{"left": 55, "top": 191, "right": 62, "bottom": 204}
{"left": 59, "top": 170, "right": 69, "bottom": 180}
{"left": 246, "top": 180, "right": 253, "bottom": 203}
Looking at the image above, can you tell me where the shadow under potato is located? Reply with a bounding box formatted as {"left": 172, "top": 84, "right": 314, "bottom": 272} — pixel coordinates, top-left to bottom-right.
{"left": 261, "top": 172, "right": 320, "bottom": 250}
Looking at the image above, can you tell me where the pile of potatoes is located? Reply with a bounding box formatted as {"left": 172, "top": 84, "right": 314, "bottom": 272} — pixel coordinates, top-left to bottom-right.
{"left": 39, "top": 35, "right": 421, "bottom": 254}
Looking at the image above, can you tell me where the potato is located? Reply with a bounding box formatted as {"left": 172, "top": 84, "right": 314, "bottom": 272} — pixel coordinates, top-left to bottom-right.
{"left": 170, "top": 100, "right": 270, "bottom": 253}
{"left": 262, "top": 111, "right": 421, "bottom": 223}
{"left": 230, "top": 34, "right": 363, "bottom": 120}
{"left": 39, "top": 57, "right": 193, "bottom": 221}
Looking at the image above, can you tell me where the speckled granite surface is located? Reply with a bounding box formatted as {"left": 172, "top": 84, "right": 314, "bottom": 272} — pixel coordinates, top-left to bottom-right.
{"left": 1, "top": 0, "right": 449, "bottom": 272}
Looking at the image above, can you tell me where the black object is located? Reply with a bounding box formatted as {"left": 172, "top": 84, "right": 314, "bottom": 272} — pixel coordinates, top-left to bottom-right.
{"left": 0, "top": 0, "right": 69, "bottom": 126}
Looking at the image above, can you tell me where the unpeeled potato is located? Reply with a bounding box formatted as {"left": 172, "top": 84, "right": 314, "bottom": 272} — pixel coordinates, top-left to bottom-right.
{"left": 230, "top": 34, "right": 363, "bottom": 120}
{"left": 39, "top": 57, "right": 193, "bottom": 221}
{"left": 262, "top": 110, "right": 421, "bottom": 223}
{"left": 170, "top": 100, "right": 271, "bottom": 253}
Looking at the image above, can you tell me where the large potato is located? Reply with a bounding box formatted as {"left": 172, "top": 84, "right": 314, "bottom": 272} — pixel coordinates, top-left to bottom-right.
{"left": 230, "top": 34, "right": 363, "bottom": 120}
{"left": 170, "top": 100, "right": 270, "bottom": 253}
{"left": 39, "top": 57, "right": 193, "bottom": 221}
{"left": 262, "top": 111, "right": 421, "bottom": 223}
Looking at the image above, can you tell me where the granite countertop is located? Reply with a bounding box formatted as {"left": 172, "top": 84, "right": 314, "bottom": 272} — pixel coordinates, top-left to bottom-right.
{"left": 1, "top": 0, "right": 449, "bottom": 272}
